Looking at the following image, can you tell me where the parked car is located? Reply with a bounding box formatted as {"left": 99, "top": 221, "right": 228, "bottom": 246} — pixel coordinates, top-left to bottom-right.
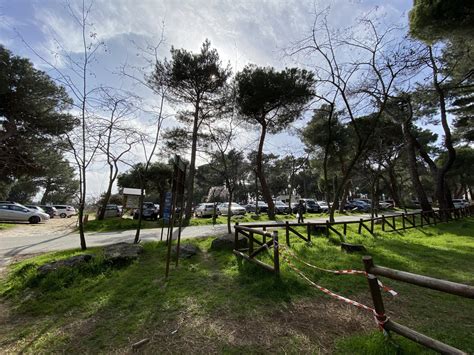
{"left": 0, "top": 202, "right": 50, "bottom": 224}
{"left": 378, "top": 201, "right": 393, "bottom": 209}
{"left": 25, "top": 205, "right": 46, "bottom": 213}
{"left": 452, "top": 199, "right": 469, "bottom": 209}
{"left": 346, "top": 200, "right": 370, "bottom": 212}
{"left": 245, "top": 201, "right": 268, "bottom": 214}
{"left": 292, "top": 199, "right": 321, "bottom": 213}
{"left": 38, "top": 205, "right": 58, "bottom": 218}
{"left": 273, "top": 200, "right": 291, "bottom": 214}
{"left": 317, "top": 201, "right": 329, "bottom": 213}
{"left": 133, "top": 202, "right": 158, "bottom": 220}
{"left": 97, "top": 204, "right": 122, "bottom": 219}
{"left": 194, "top": 203, "right": 218, "bottom": 217}
{"left": 217, "top": 202, "right": 246, "bottom": 216}
{"left": 53, "top": 205, "right": 77, "bottom": 218}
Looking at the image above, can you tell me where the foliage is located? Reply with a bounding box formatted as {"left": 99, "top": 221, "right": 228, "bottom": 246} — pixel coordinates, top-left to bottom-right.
{"left": 409, "top": 0, "right": 474, "bottom": 42}
{"left": 0, "top": 45, "right": 76, "bottom": 186}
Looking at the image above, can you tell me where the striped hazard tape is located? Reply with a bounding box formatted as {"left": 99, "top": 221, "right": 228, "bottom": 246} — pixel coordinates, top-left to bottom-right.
{"left": 282, "top": 253, "right": 389, "bottom": 330}
{"left": 281, "top": 247, "right": 398, "bottom": 296}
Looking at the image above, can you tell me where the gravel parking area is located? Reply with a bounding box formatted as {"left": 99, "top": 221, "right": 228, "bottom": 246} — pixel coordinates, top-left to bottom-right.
{"left": 0, "top": 217, "right": 77, "bottom": 239}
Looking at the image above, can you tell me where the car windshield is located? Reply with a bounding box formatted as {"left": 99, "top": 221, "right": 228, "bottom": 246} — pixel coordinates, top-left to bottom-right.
{"left": 305, "top": 200, "right": 317, "bottom": 206}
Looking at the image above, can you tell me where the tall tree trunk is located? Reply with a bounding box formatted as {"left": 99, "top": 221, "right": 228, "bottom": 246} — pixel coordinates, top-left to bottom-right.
{"left": 387, "top": 165, "right": 402, "bottom": 207}
{"left": 227, "top": 188, "right": 233, "bottom": 234}
{"left": 402, "top": 121, "right": 432, "bottom": 212}
{"left": 256, "top": 123, "right": 275, "bottom": 219}
{"left": 185, "top": 101, "right": 200, "bottom": 221}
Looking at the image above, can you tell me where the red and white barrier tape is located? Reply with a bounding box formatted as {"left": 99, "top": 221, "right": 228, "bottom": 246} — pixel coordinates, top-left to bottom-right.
{"left": 282, "top": 253, "right": 389, "bottom": 330}
{"left": 281, "top": 247, "right": 398, "bottom": 296}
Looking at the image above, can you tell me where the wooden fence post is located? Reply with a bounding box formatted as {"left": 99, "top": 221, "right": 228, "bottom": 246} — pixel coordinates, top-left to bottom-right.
{"left": 249, "top": 231, "right": 254, "bottom": 255}
{"left": 402, "top": 213, "right": 406, "bottom": 230}
{"left": 273, "top": 231, "right": 280, "bottom": 275}
{"left": 263, "top": 226, "right": 266, "bottom": 244}
{"left": 325, "top": 220, "right": 330, "bottom": 238}
{"left": 392, "top": 216, "right": 396, "bottom": 230}
{"left": 358, "top": 218, "right": 363, "bottom": 234}
{"left": 343, "top": 222, "right": 347, "bottom": 235}
{"left": 285, "top": 221, "right": 290, "bottom": 247}
{"left": 363, "top": 256, "right": 388, "bottom": 326}
{"left": 234, "top": 222, "right": 239, "bottom": 249}
{"left": 382, "top": 215, "right": 385, "bottom": 231}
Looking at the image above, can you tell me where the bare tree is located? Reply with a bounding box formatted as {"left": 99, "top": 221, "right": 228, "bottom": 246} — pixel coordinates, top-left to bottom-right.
{"left": 95, "top": 88, "right": 141, "bottom": 220}
{"left": 19, "top": 0, "right": 105, "bottom": 249}
{"left": 289, "top": 12, "right": 418, "bottom": 221}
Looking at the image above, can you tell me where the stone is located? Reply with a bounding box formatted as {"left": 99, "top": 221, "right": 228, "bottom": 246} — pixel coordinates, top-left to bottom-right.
{"left": 211, "top": 234, "right": 248, "bottom": 251}
{"left": 172, "top": 244, "right": 199, "bottom": 259}
{"left": 103, "top": 242, "right": 144, "bottom": 263}
{"left": 37, "top": 254, "right": 94, "bottom": 275}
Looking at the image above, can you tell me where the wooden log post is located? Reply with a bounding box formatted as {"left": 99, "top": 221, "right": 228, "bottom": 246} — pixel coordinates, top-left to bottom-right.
{"left": 249, "top": 231, "right": 254, "bottom": 255}
{"left": 325, "top": 220, "right": 330, "bottom": 238}
{"left": 382, "top": 215, "right": 385, "bottom": 232}
{"left": 362, "top": 257, "right": 388, "bottom": 328}
{"left": 285, "top": 221, "right": 290, "bottom": 246}
{"left": 358, "top": 218, "right": 363, "bottom": 234}
{"left": 343, "top": 222, "right": 347, "bottom": 236}
{"left": 234, "top": 222, "right": 239, "bottom": 249}
{"left": 370, "top": 218, "right": 374, "bottom": 234}
{"left": 273, "top": 230, "right": 280, "bottom": 275}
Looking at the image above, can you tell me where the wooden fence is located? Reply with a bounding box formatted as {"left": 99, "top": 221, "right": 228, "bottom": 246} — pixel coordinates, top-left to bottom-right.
{"left": 363, "top": 256, "right": 474, "bottom": 354}
{"left": 233, "top": 225, "right": 280, "bottom": 274}
{"left": 236, "top": 206, "right": 474, "bottom": 245}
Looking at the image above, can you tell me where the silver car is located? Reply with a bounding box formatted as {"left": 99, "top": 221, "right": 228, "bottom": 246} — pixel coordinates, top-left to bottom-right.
{"left": 0, "top": 202, "right": 50, "bottom": 224}
{"left": 218, "top": 202, "right": 246, "bottom": 216}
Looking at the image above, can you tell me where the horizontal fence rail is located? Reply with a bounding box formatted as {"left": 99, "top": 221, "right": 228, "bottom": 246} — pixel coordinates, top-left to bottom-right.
{"left": 236, "top": 206, "right": 473, "bottom": 245}
{"left": 363, "top": 256, "right": 472, "bottom": 354}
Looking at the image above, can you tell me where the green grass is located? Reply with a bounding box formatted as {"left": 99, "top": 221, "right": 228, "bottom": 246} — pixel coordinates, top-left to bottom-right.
{"left": 0, "top": 223, "right": 16, "bottom": 231}
{"left": 1, "top": 218, "right": 473, "bottom": 353}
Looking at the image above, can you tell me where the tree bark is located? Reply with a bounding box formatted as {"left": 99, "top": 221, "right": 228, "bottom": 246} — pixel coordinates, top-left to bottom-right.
{"left": 387, "top": 165, "right": 402, "bottom": 207}
{"left": 401, "top": 121, "right": 432, "bottom": 212}
{"left": 40, "top": 180, "right": 52, "bottom": 205}
{"left": 184, "top": 100, "right": 200, "bottom": 221}
{"left": 256, "top": 123, "right": 275, "bottom": 219}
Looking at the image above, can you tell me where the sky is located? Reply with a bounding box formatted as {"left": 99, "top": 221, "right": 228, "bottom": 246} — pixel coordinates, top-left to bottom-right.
{"left": 0, "top": 0, "right": 415, "bottom": 200}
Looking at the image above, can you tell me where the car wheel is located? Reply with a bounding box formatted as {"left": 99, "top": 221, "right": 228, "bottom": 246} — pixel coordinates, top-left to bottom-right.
{"left": 29, "top": 216, "right": 40, "bottom": 224}
{"left": 60, "top": 213, "right": 67, "bottom": 218}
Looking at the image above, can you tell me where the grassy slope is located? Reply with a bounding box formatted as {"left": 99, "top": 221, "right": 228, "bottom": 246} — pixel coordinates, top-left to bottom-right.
{"left": 0, "top": 218, "right": 473, "bottom": 353}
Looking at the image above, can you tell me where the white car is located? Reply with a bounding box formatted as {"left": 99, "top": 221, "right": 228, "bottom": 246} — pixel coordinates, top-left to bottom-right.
{"left": 452, "top": 199, "right": 469, "bottom": 209}
{"left": 0, "top": 202, "right": 50, "bottom": 224}
{"left": 53, "top": 205, "right": 77, "bottom": 218}
{"left": 194, "top": 203, "right": 218, "bottom": 217}
{"left": 217, "top": 202, "right": 246, "bottom": 216}
{"left": 317, "top": 201, "right": 329, "bottom": 212}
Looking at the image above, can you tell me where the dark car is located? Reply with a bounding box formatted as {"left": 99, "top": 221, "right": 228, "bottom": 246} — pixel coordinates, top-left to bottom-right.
{"left": 273, "top": 200, "right": 291, "bottom": 214}
{"left": 245, "top": 201, "right": 268, "bottom": 214}
{"left": 346, "top": 200, "right": 370, "bottom": 212}
{"left": 37, "top": 205, "right": 58, "bottom": 218}
{"left": 292, "top": 199, "right": 321, "bottom": 213}
{"left": 133, "top": 202, "right": 158, "bottom": 220}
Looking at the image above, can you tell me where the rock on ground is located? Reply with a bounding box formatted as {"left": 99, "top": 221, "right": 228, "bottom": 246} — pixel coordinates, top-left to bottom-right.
{"left": 103, "top": 242, "right": 144, "bottom": 263}
{"left": 37, "top": 254, "right": 94, "bottom": 275}
{"left": 171, "top": 244, "right": 199, "bottom": 259}
{"left": 211, "top": 234, "right": 248, "bottom": 251}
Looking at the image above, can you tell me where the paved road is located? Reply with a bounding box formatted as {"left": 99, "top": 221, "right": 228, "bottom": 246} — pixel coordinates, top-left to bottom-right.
{"left": 0, "top": 214, "right": 371, "bottom": 266}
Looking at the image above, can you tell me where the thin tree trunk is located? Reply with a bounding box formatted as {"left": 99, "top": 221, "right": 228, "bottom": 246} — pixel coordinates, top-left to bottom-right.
{"left": 256, "top": 123, "right": 275, "bottom": 219}
{"left": 184, "top": 101, "right": 200, "bottom": 221}
{"left": 387, "top": 165, "right": 402, "bottom": 207}
{"left": 40, "top": 180, "right": 52, "bottom": 205}
{"left": 227, "top": 188, "right": 232, "bottom": 234}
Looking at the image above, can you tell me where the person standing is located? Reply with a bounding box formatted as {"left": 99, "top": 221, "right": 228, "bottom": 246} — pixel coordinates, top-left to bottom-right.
{"left": 297, "top": 200, "right": 305, "bottom": 223}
